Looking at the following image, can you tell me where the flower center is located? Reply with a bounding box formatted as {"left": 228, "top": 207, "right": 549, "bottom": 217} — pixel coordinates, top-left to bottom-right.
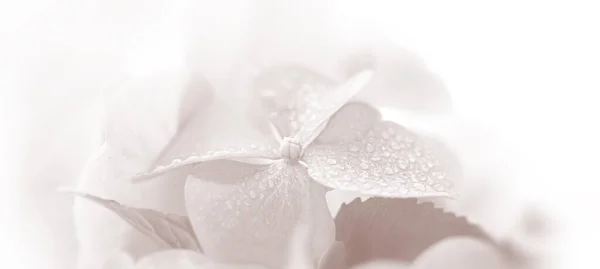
{"left": 279, "top": 137, "right": 302, "bottom": 160}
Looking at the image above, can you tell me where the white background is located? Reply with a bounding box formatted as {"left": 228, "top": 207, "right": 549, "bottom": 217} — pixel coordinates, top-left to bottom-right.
{"left": 1, "top": 0, "right": 599, "bottom": 269}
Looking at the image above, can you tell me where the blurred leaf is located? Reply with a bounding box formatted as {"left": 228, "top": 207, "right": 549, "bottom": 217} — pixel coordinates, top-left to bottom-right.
{"left": 70, "top": 191, "right": 201, "bottom": 252}
{"left": 334, "top": 198, "right": 492, "bottom": 267}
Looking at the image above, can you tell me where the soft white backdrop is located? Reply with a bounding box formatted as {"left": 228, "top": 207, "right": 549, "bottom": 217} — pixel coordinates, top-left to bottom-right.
{"left": 1, "top": 1, "right": 599, "bottom": 269}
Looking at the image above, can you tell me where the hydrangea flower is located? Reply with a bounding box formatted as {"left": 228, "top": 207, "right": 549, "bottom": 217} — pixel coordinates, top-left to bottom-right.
{"left": 133, "top": 67, "right": 456, "bottom": 268}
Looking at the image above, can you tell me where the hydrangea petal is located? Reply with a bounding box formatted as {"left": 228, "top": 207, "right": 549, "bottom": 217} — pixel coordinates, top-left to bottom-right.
{"left": 133, "top": 97, "right": 280, "bottom": 182}
{"left": 75, "top": 71, "right": 209, "bottom": 268}
{"left": 184, "top": 160, "right": 333, "bottom": 269}
{"left": 293, "top": 70, "right": 374, "bottom": 145}
{"left": 343, "top": 39, "right": 452, "bottom": 114}
{"left": 250, "top": 64, "right": 337, "bottom": 138}
{"left": 303, "top": 103, "right": 455, "bottom": 198}
{"left": 411, "top": 237, "right": 508, "bottom": 269}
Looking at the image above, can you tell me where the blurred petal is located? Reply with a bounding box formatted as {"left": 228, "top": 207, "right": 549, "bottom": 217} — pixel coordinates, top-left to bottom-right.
{"left": 350, "top": 260, "right": 410, "bottom": 269}
{"left": 185, "top": 161, "right": 333, "bottom": 269}
{"left": 411, "top": 237, "right": 508, "bottom": 269}
{"left": 304, "top": 103, "right": 455, "bottom": 198}
{"left": 102, "top": 252, "right": 136, "bottom": 269}
{"left": 136, "top": 250, "right": 208, "bottom": 269}
{"left": 75, "top": 70, "right": 207, "bottom": 267}
{"left": 347, "top": 39, "right": 452, "bottom": 114}
{"left": 136, "top": 250, "right": 270, "bottom": 269}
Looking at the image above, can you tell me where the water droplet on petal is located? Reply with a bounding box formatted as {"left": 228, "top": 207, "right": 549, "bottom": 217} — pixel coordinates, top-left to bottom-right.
{"left": 366, "top": 144, "right": 375, "bottom": 152}
{"left": 414, "top": 183, "right": 426, "bottom": 191}
{"left": 249, "top": 190, "right": 257, "bottom": 199}
{"left": 384, "top": 167, "right": 395, "bottom": 175}
{"left": 360, "top": 163, "right": 370, "bottom": 170}
{"left": 327, "top": 159, "right": 337, "bottom": 165}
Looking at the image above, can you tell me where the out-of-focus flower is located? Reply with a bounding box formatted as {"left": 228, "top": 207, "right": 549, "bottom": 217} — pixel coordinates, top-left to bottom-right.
{"left": 73, "top": 70, "right": 214, "bottom": 269}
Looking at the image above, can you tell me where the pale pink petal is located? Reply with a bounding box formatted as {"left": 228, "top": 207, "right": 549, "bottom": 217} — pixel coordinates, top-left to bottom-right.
{"left": 303, "top": 103, "right": 455, "bottom": 198}
{"left": 136, "top": 250, "right": 271, "bottom": 269}
{"left": 134, "top": 95, "right": 281, "bottom": 182}
{"left": 410, "top": 237, "right": 508, "bottom": 269}
{"left": 75, "top": 71, "right": 210, "bottom": 268}
{"left": 102, "top": 252, "right": 136, "bottom": 269}
{"left": 350, "top": 260, "right": 410, "bottom": 269}
{"left": 293, "top": 70, "right": 374, "bottom": 145}
{"left": 185, "top": 160, "right": 334, "bottom": 269}
{"left": 250, "top": 66, "right": 373, "bottom": 146}
{"left": 250, "top": 65, "right": 337, "bottom": 138}
{"left": 346, "top": 39, "right": 452, "bottom": 114}
{"left": 136, "top": 250, "right": 208, "bottom": 269}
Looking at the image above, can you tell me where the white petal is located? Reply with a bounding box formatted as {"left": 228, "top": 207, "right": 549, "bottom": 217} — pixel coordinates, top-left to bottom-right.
{"left": 294, "top": 70, "right": 374, "bottom": 146}
{"left": 136, "top": 250, "right": 271, "bottom": 269}
{"left": 136, "top": 250, "right": 208, "bottom": 269}
{"left": 411, "top": 237, "right": 508, "bottom": 269}
{"left": 303, "top": 103, "right": 456, "bottom": 198}
{"left": 75, "top": 71, "right": 205, "bottom": 267}
{"left": 250, "top": 65, "right": 337, "bottom": 138}
{"left": 185, "top": 160, "right": 334, "bottom": 269}
{"left": 134, "top": 95, "right": 281, "bottom": 182}
{"left": 346, "top": 40, "right": 452, "bottom": 114}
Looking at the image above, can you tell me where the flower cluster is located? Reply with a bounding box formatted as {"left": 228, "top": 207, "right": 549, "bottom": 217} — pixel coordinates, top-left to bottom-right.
{"left": 73, "top": 58, "right": 526, "bottom": 269}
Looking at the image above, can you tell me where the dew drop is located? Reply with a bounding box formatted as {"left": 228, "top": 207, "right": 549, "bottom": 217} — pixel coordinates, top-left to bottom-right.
{"left": 391, "top": 141, "right": 401, "bottom": 150}
{"left": 384, "top": 167, "right": 395, "bottom": 175}
{"left": 434, "top": 184, "right": 445, "bottom": 191}
{"left": 259, "top": 193, "right": 265, "bottom": 200}
{"left": 172, "top": 158, "right": 181, "bottom": 164}
{"left": 371, "top": 156, "right": 382, "bottom": 161}
{"left": 249, "top": 190, "right": 257, "bottom": 199}
{"left": 360, "top": 163, "right": 370, "bottom": 170}
{"left": 327, "top": 159, "right": 337, "bottom": 165}
{"left": 351, "top": 130, "right": 361, "bottom": 139}
{"left": 225, "top": 200, "right": 233, "bottom": 209}
{"left": 366, "top": 144, "right": 375, "bottom": 152}
{"left": 413, "top": 183, "right": 426, "bottom": 191}
{"left": 381, "top": 131, "right": 390, "bottom": 140}
{"left": 398, "top": 161, "right": 408, "bottom": 170}
{"left": 349, "top": 145, "right": 359, "bottom": 152}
